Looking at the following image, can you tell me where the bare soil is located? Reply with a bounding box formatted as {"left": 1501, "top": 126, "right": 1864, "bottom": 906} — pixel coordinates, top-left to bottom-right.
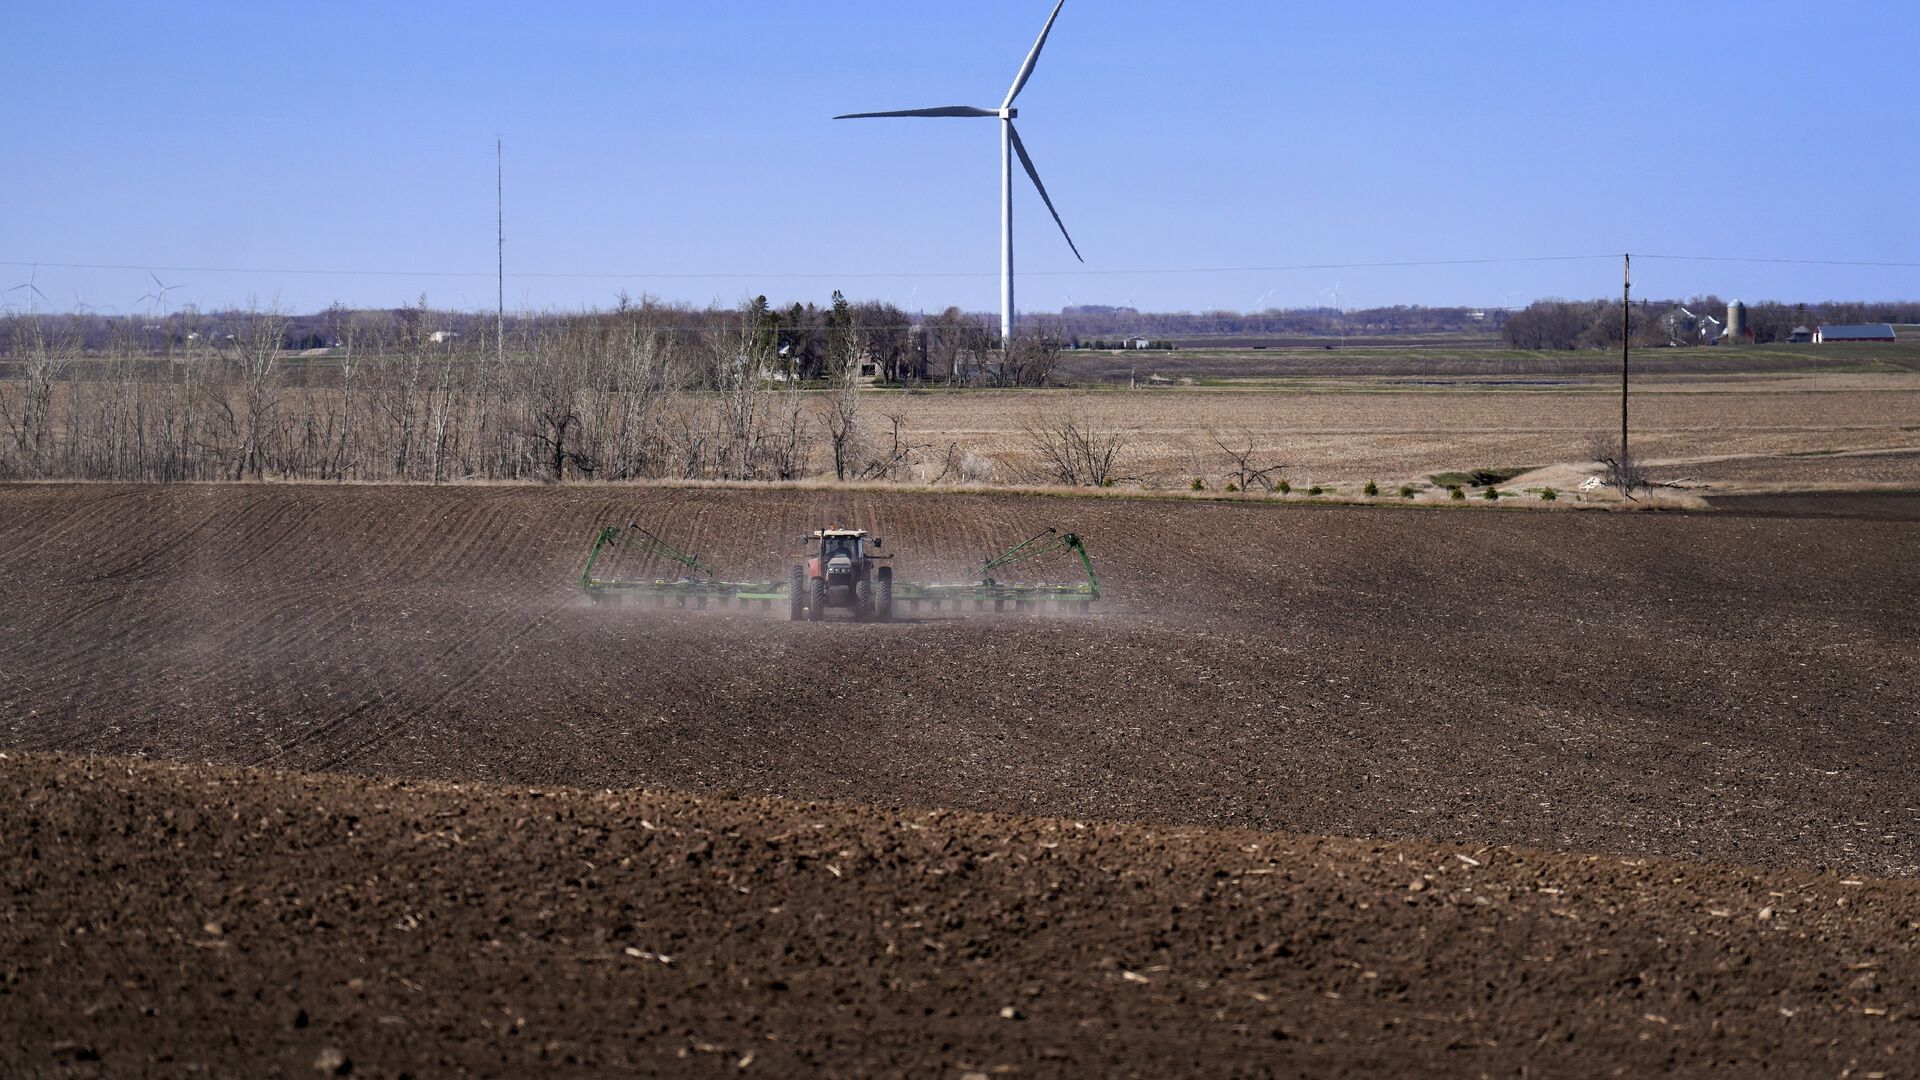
{"left": 2, "top": 482, "right": 1917, "bottom": 1076}
{"left": 5, "top": 752, "right": 1917, "bottom": 1078}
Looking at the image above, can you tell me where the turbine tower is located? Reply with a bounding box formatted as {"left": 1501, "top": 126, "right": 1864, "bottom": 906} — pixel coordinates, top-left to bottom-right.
{"left": 835, "top": 0, "right": 1082, "bottom": 345}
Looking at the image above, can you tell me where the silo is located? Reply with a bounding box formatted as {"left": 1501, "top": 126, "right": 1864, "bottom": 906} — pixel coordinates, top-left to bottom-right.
{"left": 1727, "top": 300, "right": 1748, "bottom": 343}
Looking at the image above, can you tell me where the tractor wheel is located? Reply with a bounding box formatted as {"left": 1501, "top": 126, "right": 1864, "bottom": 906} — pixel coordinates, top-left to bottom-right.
{"left": 854, "top": 579, "right": 874, "bottom": 622}
{"left": 876, "top": 574, "right": 894, "bottom": 622}
{"left": 788, "top": 565, "right": 806, "bottom": 621}
{"left": 810, "top": 576, "right": 828, "bottom": 621}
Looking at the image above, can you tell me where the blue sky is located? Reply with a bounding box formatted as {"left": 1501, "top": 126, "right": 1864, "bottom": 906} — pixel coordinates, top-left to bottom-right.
{"left": 2, "top": 1, "right": 1914, "bottom": 316}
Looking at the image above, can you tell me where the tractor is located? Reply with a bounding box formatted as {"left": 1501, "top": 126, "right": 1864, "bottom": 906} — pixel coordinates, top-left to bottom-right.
{"left": 790, "top": 528, "right": 893, "bottom": 621}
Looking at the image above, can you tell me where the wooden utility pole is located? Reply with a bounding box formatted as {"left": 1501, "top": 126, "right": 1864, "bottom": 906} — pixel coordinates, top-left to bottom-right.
{"left": 1620, "top": 253, "right": 1631, "bottom": 476}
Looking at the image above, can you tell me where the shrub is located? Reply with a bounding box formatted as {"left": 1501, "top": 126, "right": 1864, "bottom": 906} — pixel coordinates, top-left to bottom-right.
{"left": 1225, "top": 481, "right": 1239, "bottom": 493}
{"left": 1307, "top": 485, "right": 1324, "bottom": 496}
{"left": 1539, "top": 487, "right": 1557, "bottom": 501}
{"left": 1448, "top": 485, "right": 1464, "bottom": 500}
{"left": 1483, "top": 487, "right": 1500, "bottom": 500}
{"left": 1277, "top": 480, "right": 1291, "bottom": 495}
{"left": 1399, "top": 484, "right": 1416, "bottom": 499}
{"left": 1363, "top": 480, "right": 1379, "bottom": 497}
{"left": 1190, "top": 477, "right": 1206, "bottom": 491}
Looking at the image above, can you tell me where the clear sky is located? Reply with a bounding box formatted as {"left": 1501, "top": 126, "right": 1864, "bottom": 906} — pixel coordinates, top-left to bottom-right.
{"left": 2, "top": 1, "right": 1914, "bottom": 317}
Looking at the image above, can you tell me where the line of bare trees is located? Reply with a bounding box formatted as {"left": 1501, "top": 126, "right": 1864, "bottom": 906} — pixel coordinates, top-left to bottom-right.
{"left": 1505, "top": 297, "right": 1920, "bottom": 350}
{"left": 0, "top": 298, "right": 1062, "bottom": 484}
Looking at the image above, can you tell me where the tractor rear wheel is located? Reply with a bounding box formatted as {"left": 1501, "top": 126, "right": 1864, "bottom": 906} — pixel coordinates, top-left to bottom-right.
{"left": 788, "top": 565, "right": 806, "bottom": 621}
{"left": 854, "top": 579, "right": 874, "bottom": 622}
{"left": 810, "top": 576, "right": 828, "bottom": 621}
{"left": 876, "top": 574, "right": 894, "bottom": 622}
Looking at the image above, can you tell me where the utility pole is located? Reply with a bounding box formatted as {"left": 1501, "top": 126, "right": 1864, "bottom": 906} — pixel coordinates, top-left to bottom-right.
{"left": 1620, "top": 253, "right": 1631, "bottom": 484}
{"left": 496, "top": 136, "right": 505, "bottom": 365}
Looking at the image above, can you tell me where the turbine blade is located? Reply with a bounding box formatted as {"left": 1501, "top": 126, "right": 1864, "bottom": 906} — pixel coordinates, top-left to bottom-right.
{"left": 833, "top": 106, "right": 999, "bottom": 119}
{"left": 1010, "top": 124, "right": 1082, "bottom": 263}
{"left": 1003, "top": 0, "right": 1066, "bottom": 108}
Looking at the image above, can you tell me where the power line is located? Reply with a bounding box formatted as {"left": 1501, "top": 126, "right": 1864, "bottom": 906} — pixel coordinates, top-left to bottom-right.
{"left": 1637, "top": 254, "right": 1920, "bottom": 270}
{"left": 0, "top": 254, "right": 1635, "bottom": 282}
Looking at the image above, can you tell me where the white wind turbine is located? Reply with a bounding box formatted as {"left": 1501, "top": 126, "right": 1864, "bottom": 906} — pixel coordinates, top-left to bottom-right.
{"left": 835, "top": 0, "right": 1082, "bottom": 345}
{"left": 149, "top": 272, "right": 183, "bottom": 319}
{"left": 6, "top": 266, "right": 48, "bottom": 315}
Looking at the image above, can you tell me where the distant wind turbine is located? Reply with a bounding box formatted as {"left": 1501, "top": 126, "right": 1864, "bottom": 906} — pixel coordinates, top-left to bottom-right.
{"left": 835, "top": 0, "right": 1082, "bottom": 345}
{"left": 149, "top": 272, "right": 183, "bottom": 318}
{"left": 1321, "top": 280, "right": 1342, "bottom": 313}
{"left": 6, "top": 265, "right": 48, "bottom": 315}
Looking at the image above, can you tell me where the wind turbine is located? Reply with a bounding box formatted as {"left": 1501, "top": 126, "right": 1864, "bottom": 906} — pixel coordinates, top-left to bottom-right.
{"left": 149, "top": 272, "right": 183, "bottom": 318}
{"left": 6, "top": 266, "right": 48, "bottom": 315}
{"left": 835, "top": 0, "right": 1082, "bottom": 345}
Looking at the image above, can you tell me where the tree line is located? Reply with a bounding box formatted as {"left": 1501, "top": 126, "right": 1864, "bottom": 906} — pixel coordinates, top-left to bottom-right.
{"left": 1504, "top": 297, "right": 1920, "bottom": 350}
{"left": 0, "top": 296, "right": 1063, "bottom": 485}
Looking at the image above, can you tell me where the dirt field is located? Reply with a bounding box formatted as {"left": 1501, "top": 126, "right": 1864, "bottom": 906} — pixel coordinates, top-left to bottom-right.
{"left": 2, "top": 482, "right": 1917, "bottom": 1075}
{"left": 879, "top": 373, "right": 1920, "bottom": 491}
{"left": 6, "top": 751, "right": 1917, "bottom": 1078}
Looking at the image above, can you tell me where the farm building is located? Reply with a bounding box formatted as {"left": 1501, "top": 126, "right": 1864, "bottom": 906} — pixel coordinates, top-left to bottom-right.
{"left": 1814, "top": 324, "right": 1896, "bottom": 343}
{"left": 1123, "top": 336, "right": 1151, "bottom": 349}
{"left": 1789, "top": 325, "right": 1814, "bottom": 343}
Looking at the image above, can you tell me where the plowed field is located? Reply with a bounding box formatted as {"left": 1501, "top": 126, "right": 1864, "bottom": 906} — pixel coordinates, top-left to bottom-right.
{"left": 2, "top": 483, "right": 1917, "bottom": 1075}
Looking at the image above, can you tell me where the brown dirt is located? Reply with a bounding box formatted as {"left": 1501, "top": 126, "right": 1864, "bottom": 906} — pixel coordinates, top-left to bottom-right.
{"left": 877, "top": 376, "right": 1920, "bottom": 489}
{"left": 1, "top": 482, "right": 1915, "bottom": 877}
{"left": 4, "top": 751, "right": 1917, "bottom": 1079}
{"left": 2, "top": 482, "right": 1917, "bottom": 1076}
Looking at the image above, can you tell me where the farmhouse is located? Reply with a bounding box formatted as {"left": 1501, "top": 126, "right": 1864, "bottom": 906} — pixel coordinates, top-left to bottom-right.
{"left": 1814, "top": 324, "right": 1896, "bottom": 343}
{"left": 1123, "top": 336, "right": 1151, "bottom": 349}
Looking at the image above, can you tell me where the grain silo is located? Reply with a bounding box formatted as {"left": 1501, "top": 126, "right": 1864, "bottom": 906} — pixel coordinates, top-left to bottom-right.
{"left": 1726, "top": 300, "right": 1748, "bottom": 343}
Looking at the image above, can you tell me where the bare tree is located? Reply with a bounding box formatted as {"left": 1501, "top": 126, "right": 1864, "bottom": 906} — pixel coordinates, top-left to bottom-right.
{"left": 1023, "top": 410, "right": 1131, "bottom": 486}
{"left": 1588, "top": 433, "right": 1647, "bottom": 497}
{"left": 821, "top": 292, "right": 863, "bottom": 479}
{"left": 231, "top": 307, "right": 288, "bottom": 479}
{"left": 856, "top": 413, "right": 928, "bottom": 481}
{"left": 0, "top": 315, "right": 73, "bottom": 478}
{"left": 1211, "top": 430, "right": 1287, "bottom": 493}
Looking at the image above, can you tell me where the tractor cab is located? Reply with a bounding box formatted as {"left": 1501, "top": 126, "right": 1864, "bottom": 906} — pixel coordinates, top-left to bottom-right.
{"left": 816, "top": 529, "right": 867, "bottom": 576}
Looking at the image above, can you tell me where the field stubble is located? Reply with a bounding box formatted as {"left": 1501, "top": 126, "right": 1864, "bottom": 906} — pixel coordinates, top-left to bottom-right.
{"left": 881, "top": 372, "right": 1920, "bottom": 492}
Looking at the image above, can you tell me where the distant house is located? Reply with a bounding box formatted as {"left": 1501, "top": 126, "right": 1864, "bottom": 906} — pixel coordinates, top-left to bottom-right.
{"left": 1123, "top": 336, "right": 1151, "bottom": 349}
{"left": 1789, "top": 325, "right": 1814, "bottom": 343}
{"left": 1814, "top": 324, "right": 1896, "bottom": 343}
{"left": 428, "top": 330, "right": 461, "bottom": 344}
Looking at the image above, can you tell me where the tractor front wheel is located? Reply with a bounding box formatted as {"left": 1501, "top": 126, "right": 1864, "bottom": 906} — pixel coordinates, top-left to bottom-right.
{"left": 810, "top": 576, "right": 828, "bottom": 621}
{"left": 788, "top": 565, "right": 806, "bottom": 621}
{"left": 876, "top": 573, "right": 894, "bottom": 622}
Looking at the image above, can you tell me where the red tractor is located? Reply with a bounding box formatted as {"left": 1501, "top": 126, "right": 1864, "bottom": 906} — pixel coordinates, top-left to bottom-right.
{"left": 790, "top": 528, "right": 893, "bottom": 622}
